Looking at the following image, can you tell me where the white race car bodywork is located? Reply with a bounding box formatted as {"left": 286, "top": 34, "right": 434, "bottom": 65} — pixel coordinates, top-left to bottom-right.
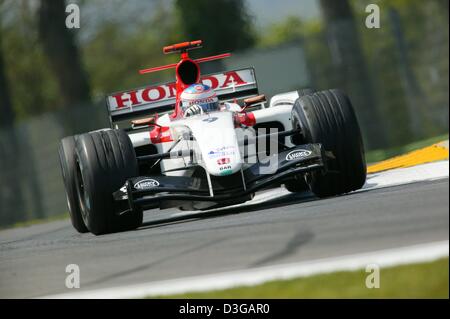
{"left": 166, "top": 111, "right": 243, "bottom": 177}
{"left": 128, "top": 91, "right": 300, "bottom": 178}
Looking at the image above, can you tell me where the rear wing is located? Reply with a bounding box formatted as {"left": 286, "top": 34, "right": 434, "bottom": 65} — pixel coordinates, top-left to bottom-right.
{"left": 106, "top": 68, "right": 258, "bottom": 126}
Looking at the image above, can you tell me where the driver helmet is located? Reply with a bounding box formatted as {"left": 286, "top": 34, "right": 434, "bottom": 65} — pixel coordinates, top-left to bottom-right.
{"left": 180, "top": 83, "right": 220, "bottom": 115}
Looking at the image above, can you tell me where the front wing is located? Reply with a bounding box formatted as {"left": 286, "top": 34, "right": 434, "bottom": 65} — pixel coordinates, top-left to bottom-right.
{"left": 113, "top": 143, "right": 325, "bottom": 212}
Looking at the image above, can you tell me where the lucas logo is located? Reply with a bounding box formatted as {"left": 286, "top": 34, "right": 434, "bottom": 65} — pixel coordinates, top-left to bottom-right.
{"left": 286, "top": 149, "right": 312, "bottom": 161}
{"left": 134, "top": 179, "right": 160, "bottom": 189}
{"left": 202, "top": 117, "right": 218, "bottom": 123}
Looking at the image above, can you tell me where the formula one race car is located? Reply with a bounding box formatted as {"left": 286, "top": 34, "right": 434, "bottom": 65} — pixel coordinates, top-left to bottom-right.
{"left": 58, "top": 40, "right": 367, "bottom": 235}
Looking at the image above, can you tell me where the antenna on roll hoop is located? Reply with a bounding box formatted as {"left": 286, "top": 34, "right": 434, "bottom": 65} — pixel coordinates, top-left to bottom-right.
{"left": 163, "top": 40, "right": 203, "bottom": 55}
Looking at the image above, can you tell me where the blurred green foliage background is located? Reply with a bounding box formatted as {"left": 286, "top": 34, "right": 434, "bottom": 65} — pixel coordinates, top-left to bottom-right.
{"left": 0, "top": 0, "right": 448, "bottom": 226}
{"left": 1, "top": 0, "right": 448, "bottom": 146}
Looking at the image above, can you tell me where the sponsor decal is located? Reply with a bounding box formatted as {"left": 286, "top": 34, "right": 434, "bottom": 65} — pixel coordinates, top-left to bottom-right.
{"left": 217, "top": 158, "right": 231, "bottom": 165}
{"left": 202, "top": 117, "right": 218, "bottom": 123}
{"left": 109, "top": 70, "right": 249, "bottom": 109}
{"left": 194, "top": 84, "right": 205, "bottom": 92}
{"left": 183, "top": 84, "right": 211, "bottom": 95}
{"left": 187, "top": 97, "right": 216, "bottom": 105}
{"left": 134, "top": 178, "right": 160, "bottom": 190}
{"left": 211, "top": 146, "right": 235, "bottom": 152}
{"left": 286, "top": 149, "right": 312, "bottom": 161}
{"left": 219, "top": 164, "right": 233, "bottom": 176}
{"left": 207, "top": 148, "right": 236, "bottom": 159}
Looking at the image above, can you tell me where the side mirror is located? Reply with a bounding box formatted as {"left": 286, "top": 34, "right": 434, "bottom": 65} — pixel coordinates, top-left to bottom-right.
{"left": 131, "top": 116, "right": 159, "bottom": 129}
{"left": 244, "top": 94, "right": 266, "bottom": 108}
{"left": 223, "top": 103, "right": 243, "bottom": 113}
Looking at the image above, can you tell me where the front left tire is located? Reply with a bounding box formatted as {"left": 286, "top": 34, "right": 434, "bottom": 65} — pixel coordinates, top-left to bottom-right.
{"left": 58, "top": 136, "right": 89, "bottom": 233}
{"left": 74, "top": 129, "right": 143, "bottom": 235}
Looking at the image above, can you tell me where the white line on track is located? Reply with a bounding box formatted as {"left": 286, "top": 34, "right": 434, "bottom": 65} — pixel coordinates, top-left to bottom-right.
{"left": 364, "top": 160, "right": 449, "bottom": 190}
{"left": 43, "top": 240, "right": 449, "bottom": 299}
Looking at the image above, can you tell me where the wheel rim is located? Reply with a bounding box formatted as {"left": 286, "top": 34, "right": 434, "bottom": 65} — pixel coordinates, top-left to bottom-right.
{"left": 75, "top": 158, "right": 90, "bottom": 224}
{"left": 291, "top": 111, "right": 304, "bottom": 145}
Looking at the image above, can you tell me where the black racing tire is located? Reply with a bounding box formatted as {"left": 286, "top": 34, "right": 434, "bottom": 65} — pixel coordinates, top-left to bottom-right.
{"left": 74, "top": 129, "right": 143, "bottom": 235}
{"left": 297, "top": 88, "right": 315, "bottom": 97}
{"left": 291, "top": 89, "right": 367, "bottom": 197}
{"left": 58, "top": 136, "right": 89, "bottom": 233}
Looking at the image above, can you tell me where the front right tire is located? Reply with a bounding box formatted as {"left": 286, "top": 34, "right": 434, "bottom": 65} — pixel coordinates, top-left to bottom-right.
{"left": 290, "top": 89, "right": 367, "bottom": 197}
{"left": 284, "top": 88, "right": 315, "bottom": 193}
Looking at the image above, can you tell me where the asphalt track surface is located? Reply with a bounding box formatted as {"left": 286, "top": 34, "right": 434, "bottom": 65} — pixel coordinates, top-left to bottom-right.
{"left": 0, "top": 172, "right": 448, "bottom": 298}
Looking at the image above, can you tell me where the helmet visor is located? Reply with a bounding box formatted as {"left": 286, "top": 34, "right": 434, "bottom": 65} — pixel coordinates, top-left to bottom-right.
{"left": 199, "top": 101, "right": 220, "bottom": 112}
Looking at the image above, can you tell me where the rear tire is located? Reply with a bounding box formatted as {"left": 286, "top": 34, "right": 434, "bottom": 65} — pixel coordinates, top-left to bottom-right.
{"left": 291, "top": 89, "right": 366, "bottom": 197}
{"left": 58, "top": 136, "right": 89, "bottom": 233}
{"left": 74, "top": 129, "right": 143, "bottom": 235}
{"left": 298, "top": 88, "right": 315, "bottom": 97}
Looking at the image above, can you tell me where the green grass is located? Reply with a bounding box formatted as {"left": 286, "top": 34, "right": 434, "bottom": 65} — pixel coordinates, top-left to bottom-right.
{"left": 366, "top": 134, "right": 449, "bottom": 164}
{"left": 160, "top": 258, "right": 449, "bottom": 298}
{"left": 0, "top": 212, "right": 69, "bottom": 231}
